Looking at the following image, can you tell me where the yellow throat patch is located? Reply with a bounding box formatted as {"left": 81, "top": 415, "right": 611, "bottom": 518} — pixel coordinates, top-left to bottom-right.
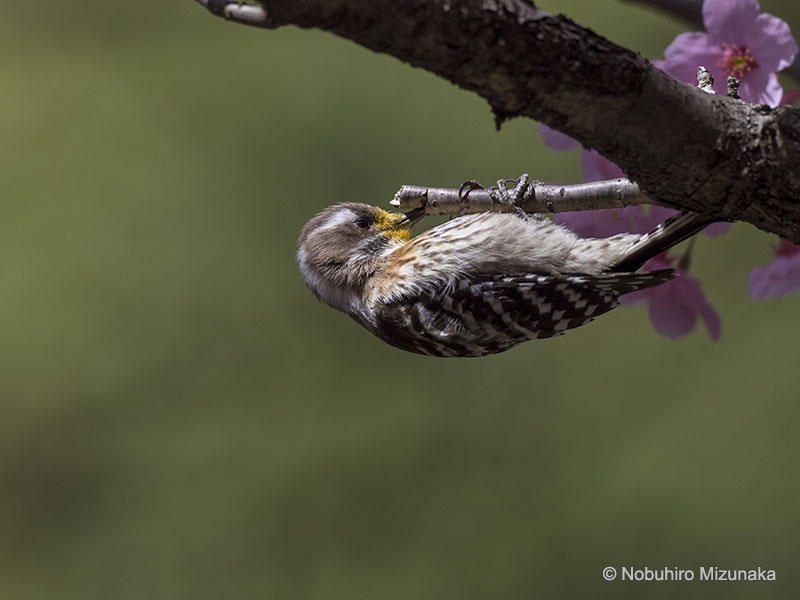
{"left": 376, "top": 209, "right": 412, "bottom": 242}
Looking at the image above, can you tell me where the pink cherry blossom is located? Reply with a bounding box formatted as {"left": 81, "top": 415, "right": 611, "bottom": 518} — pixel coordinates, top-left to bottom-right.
{"left": 536, "top": 0, "right": 799, "bottom": 339}
{"left": 538, "top": 125, "right": 580, "bottom": 151}
{"left": 748, "top": 240, "right": 800, "bottom": 300}
{"left": 699, "top": 221, "right": 731, "bottom": 237}
{"left": 540, "top": 124, "right": 641, "bottom": 236}
{"left": 660, "top": 0, "right": 798, "bottom": 106}
{"left": 539, "top": 124, "right": 625, "bottom": 182}
{"left": 538, "top": 128, "right": 726, "bottom": 340}
{"left": 622, "top": 254, "right": 722, "bottom": 341}
{"left": 581, "top": 150, "right": 624, "bottom": 182}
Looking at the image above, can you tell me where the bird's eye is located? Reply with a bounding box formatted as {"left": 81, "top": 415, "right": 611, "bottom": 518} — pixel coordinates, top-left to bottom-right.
{"left": 353, "top": 218, "right": 370, "bottom": 230}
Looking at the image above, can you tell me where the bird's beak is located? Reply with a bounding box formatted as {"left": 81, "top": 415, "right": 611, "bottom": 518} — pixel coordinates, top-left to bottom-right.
{"left": 399, "top": 207, "right": 426, "bottom": 229}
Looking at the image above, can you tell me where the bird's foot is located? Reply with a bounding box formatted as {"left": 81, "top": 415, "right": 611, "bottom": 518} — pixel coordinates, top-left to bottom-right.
{"left": 487, "top": 173, "right": 534, "bottom": 216}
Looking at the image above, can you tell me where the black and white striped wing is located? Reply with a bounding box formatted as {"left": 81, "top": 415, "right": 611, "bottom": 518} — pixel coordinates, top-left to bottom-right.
{"left": 372, "top": 270, "right": 674, "bottom": 357}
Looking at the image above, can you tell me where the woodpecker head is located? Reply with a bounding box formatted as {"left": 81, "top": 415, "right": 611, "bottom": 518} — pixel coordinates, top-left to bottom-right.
{"left": 297, "top": 203, "right": 424, "bottom": 313}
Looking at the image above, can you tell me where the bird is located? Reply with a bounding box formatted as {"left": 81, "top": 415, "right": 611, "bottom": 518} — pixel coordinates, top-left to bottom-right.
{"left": 296, "top": 177, "right": 714, "bottom": 357}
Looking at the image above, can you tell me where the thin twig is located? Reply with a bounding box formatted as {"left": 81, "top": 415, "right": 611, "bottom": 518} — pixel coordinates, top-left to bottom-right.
{"left": 194, "top": 0, "right": 270, "bottom": 27}
{"left": 391, "top": 178, "right": 652, "bottom": 216}
{"left": 727, "top": 76, "right": 741, "bottom": 99}
{"left": 697, "top": 67, "right": 715, "bottom": 94}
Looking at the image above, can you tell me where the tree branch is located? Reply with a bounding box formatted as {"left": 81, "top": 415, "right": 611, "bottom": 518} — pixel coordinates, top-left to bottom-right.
{"left": 193, "top": 0, "right": 800, "bottom": 243}
{"left": 391, "top": 178, "right": 651, "bottom": 215}
{"left": 196, "top": 0, "right": 269, "bottom": 25}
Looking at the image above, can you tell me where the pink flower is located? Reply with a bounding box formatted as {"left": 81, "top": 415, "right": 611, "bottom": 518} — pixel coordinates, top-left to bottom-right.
{"left": 539, "top": 128, "right": 725, "bottom": 342}
{"left": 540, "top": 123, "right": 635, "bottom": 236}
{"left": 699, "top": 221, "right": 731, "bottom": 237}
{"left": 622, "top": 255, "right": 722, "bottom": 341}
{"left": 748, "top": 240, "right": 800, "bottom": 300}
{"left": 660, "top": 0, "right": 798, "bottom": 106}
{"left": 581, "top": 150, "right": 624, "bottom": 182}
{"left": 538, "top": 125, "right": 580, "bottom": 151}
{"left": 539, "top": 124, "right": 625, "bottom": 182}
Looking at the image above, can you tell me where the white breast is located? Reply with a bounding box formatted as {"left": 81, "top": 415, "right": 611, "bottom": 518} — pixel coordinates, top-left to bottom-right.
{"left": 376, "top": 212, "right": 640, "bottom": 302}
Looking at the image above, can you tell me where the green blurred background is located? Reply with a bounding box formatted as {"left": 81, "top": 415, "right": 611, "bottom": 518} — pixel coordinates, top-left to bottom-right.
{"left": 2, "top": 1, "right": 800, "bottom": 598}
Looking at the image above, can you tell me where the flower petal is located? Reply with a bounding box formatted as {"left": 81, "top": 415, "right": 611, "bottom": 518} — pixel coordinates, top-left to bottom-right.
{"left": 622, "top": 258, "right": 721, "bottom": 341}
{"left": 748, "top": 253, "right": 800, "bottom": 300}
{"left": 702, "top": 221, "right": 732, "bottom": 237}
{"left": 691, "top": 289, "right": 723, "bottom": 340}
{"left": 620, "top": 255, "right": 674, "bottom": 307}
{"left": 699, "top": 302, "right": 722, "bottom": 340}
{"left": 620, "top": 287, "right": 650, "bottom": 307}
{"left": 539, "top": 124, "right": 581, "bottom": 151}
{"left": 648, "top": 289, "right": 697, "bottom": 339}
{"left": 748, "top": 265, "right": 769, "bottom": 300}
{"left": 745, "top": 12, "right": 798, "bottom": 72}
{"left": 739, "top": 70, "right": 783, "bottom": 106}
{"left": 580, "top": 150, "right": 625, "bottom": 182}
{"left": 663, "top": 32, "right": 721, "bottom": 88}
{"left": 662, "top": 271, "right": 721, "bottom": 340}
{"left": 736, "top": 68, "right": 766, "bottom": 104}
{"left": 702, "top": 0, "right": 762, "bottom": 41}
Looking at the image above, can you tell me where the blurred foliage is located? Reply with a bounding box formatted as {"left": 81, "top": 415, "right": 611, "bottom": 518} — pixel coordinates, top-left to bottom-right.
{"left": 2, "top": 0, "right": 800, "bottom": 598}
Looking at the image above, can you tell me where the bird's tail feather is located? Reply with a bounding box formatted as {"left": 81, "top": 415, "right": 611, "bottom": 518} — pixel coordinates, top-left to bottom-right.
{"left": 611, "top": 211, "right": 717, "bottom": 273}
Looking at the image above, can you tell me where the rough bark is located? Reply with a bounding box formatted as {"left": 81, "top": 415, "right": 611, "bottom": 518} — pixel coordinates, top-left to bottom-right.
{"left": 197, "top": 0, "right": 800, "bottom": 243}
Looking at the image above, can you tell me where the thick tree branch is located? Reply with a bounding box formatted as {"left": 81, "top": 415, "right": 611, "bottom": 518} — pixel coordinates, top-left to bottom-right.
{"left": 194, "top": 0, "right": 800, "bottom": 243}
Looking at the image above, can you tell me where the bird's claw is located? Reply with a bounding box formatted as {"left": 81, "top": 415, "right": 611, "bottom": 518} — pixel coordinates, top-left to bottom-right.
{"left": 486, "top": 173, "right": 534, "bottom": 216}
{"left": 458, "top": 180, "right": 484, "bottom": 202}
{"left": 487, "top": 173, "right": 534, "bottom": 206}
{"left": 457, "top": 179, "right": 484, "bottom": 216}
{"left": 458, "top": 174, "right": 535, "bottom": 217}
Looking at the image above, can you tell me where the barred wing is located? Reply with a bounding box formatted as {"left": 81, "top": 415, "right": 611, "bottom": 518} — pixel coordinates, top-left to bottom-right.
{"left": 372, "top": 270, "right": 674, "bottom": 357}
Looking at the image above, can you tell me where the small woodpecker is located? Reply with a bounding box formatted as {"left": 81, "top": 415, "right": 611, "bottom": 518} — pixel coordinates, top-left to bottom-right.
{"left": 297, "top": 176, "right": 714, "bottom": 357}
